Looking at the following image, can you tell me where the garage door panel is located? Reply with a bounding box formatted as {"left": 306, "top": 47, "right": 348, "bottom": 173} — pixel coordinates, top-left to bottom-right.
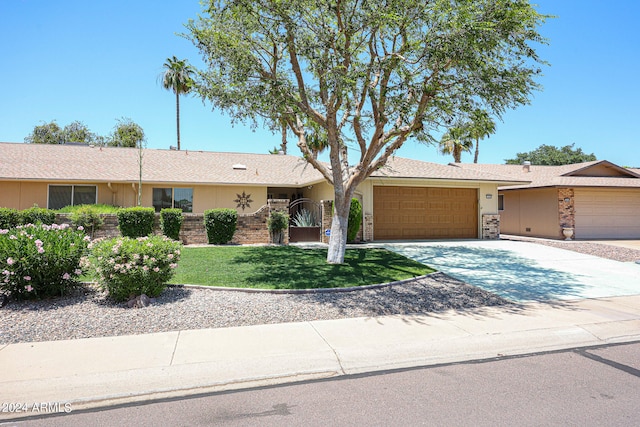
{"left": 575, "top": 189, "right": 640, "bottom": 239}
{"left": 374, "top": 186, "right": 478, "bottom": 240}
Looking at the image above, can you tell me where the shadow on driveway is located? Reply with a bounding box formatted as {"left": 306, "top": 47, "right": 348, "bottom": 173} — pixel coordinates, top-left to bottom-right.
{"left": 388, "top": 245, "right": 589, "bottom": 302}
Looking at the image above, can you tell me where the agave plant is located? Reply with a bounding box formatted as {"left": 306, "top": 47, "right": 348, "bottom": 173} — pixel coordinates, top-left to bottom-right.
{"left": 292, "top": 209, "right": 319, "bottom": 227}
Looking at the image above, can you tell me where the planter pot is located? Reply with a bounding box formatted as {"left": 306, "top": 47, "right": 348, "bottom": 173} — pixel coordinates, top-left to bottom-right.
{"left": 562, "top": 227, "right": 574, "bottom": 241}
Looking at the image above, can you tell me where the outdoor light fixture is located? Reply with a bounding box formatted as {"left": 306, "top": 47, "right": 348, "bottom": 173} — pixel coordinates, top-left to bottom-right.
{"left": 564, "top": 198, "right": 571, "bottom": 203}
{"left": 486, "top": 194, "right": 493, "bottom": 199}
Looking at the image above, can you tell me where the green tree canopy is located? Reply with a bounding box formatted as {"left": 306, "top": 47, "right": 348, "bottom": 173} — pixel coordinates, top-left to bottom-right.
{"left": 63, "top": 121, "right": 97, "bottom": 144}
{"left": 505, "top": 144, "right": 597, "bottom": 165}
{"left": 107, "top": 118, "right": 146, "bottom": 148}
{"left": 186, "top": 0, "right": 549, "bottom": 263}
{"left": 24, "top": 120, "right": 64, "bottom": 144}
{"left": 439, "top": 125, "right": 473, "bottom": 163}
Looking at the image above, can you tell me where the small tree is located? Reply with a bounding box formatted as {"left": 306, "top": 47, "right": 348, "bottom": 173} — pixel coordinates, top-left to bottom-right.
{"left": 347, "top": 198, "right": 363, "bottom": 243}
{"left": 71, "top": 205, "right": 104, "bottom": 239}
{"left": 267, "top": 210, "right": 289, "bottom": 244}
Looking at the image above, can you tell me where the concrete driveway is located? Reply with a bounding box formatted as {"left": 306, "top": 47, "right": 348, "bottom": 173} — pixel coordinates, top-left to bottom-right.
{"left": 386, "top": 240, "right": 640, "bottom": 302}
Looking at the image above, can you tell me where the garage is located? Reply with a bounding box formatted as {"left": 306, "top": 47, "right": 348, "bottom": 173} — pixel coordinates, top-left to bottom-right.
{"left": 373, "top": 186, "right": 478, "bottom": 240}
{"left": 574, "top": 189, "right": 640, "bottom": 239}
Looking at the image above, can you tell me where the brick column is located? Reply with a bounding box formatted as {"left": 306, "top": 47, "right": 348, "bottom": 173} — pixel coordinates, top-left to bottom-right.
{"left": 557, "top": 188, "right": 575, "bottom": 237}
{"left": 363, "top": 213, "right": 374, "bottom": 242}
{"left": 482, "top": 214, "right": 500, "bottom": 240}
{"left": 320, "top": 200, "right": 333, "bottom": 244}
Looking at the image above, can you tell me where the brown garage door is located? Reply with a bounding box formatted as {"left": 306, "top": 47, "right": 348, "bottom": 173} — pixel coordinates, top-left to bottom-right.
{"left": 373, "top": 186, "right": 478, "bottom": 240}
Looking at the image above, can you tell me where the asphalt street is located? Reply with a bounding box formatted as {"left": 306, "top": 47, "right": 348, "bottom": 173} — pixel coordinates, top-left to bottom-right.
{"left": 11, "top": 341, "right": 640, "bottom": 427}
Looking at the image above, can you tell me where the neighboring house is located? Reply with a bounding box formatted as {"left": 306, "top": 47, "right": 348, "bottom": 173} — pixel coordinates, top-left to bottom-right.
{"left": 454, "top": 161, "right": 640, "bottom": 239}
{"left": 0, "top": 142, "right": 526, "bottom": 241}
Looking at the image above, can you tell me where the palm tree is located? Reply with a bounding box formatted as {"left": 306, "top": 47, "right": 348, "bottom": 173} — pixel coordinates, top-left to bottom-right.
{"left": 469, "top": 110, "right": 496, "bottom": 164}
{"left": 160, "top": 56, "right": 195, "bottom": 151}
{"left": 305, "top": 125, "right": 329, "bottom": 159}
{"left": 439, "top": 126, "right": 473, "bottom": 163}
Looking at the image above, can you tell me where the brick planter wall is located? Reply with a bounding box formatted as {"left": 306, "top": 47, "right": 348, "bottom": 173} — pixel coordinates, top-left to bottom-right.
{"left": 55, "top": 199, "right": 291, "bottom": 245}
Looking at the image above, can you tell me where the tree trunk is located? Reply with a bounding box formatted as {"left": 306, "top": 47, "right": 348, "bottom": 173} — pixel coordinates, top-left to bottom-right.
{"left": 326, "top": 187, "right": 353, "bottom": 264}
{"left": 453, "top": 146, "right": 461, "bottom": 163}
{"left": 473, "top": 138, "right": 479, "bottom": 163}
{"left": 176, "top": 92, "right": 181, "bottom": 151}
{"left": 280, "top": 122, "right": 287, "bottom": 154}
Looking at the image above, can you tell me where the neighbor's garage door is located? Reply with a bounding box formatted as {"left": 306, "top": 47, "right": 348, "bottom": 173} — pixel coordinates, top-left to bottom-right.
{"left": 574, "top": 189, "right": 640, "bottom": 239}
{"left": 373, "top": 186, "right": 478, "bottom": 240}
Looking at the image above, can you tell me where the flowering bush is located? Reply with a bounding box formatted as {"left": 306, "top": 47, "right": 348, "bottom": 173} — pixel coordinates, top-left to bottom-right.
{"left": 0, "top": 223, "right": 90, "bottom": 300}
{"left": 88, "top": 235, "right": 182, "bottom": 302}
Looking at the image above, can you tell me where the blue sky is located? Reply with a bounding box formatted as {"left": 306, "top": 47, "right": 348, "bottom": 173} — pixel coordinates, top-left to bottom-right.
{"left": 1, "top": 1, "right": 639, "bottom": 166}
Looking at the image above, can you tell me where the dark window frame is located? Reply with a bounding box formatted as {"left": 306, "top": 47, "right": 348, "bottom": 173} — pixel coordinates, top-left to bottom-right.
{"left": 48, "top": 185, "right": 97, "bottom": 210}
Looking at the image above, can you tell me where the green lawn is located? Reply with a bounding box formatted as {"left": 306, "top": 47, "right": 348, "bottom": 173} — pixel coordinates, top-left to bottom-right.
{"left": 168, "top": 246, "right": 434, "bottom": 290}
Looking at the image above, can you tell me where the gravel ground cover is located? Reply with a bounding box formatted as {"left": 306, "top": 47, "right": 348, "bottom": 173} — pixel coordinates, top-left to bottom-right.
{"left": 502, "top": 236, "right": 640, "bottom": 263}
{"left": 0, "top": 273, "right": 508, "bottom": 344}
{"left": 2, "top": 240, "right": 638, "bottom": 345}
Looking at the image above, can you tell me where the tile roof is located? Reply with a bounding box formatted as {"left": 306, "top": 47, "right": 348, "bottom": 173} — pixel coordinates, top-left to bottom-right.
{"left": 0, "top": 142, "right": 325, "bottom": 186}
{"left": 0, "top": 142, "right": 528, "bottom": 186}
{"left": 371, "top": 156, "right": 528, "bottom": 184}
{"left": 453, "top": 161, "right": 640, "bottom": 189}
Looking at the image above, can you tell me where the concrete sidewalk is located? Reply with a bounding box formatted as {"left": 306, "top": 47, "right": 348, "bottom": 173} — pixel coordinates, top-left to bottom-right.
{"left": 2, "top": 294, "right": 640, "bottom": 421}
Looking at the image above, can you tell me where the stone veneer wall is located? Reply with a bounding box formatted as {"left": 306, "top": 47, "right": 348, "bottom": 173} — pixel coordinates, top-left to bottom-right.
{"left": 363, "top": 213, "right": 374, "bottom": 242}
{"left": 481, "top": 214, "right": 500, "bottom": 240}
{"left": 557, "top": 188, "right": 575, "bottom": 237}
{"left": 55, "top": 199, "right": 291, "bottom": 245}
{"left": 320, "top": 200, "right": 333, "bottom": 244}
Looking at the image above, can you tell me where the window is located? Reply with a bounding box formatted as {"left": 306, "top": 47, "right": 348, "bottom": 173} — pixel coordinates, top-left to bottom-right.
{"left": 48, "top": 185, "right": 97, "bottom": 210}
{"left": 498, "top": 194, "right": 504, "bottom": 211}
{"left": 153, "top": 188, "right": 193, "bottom": 212}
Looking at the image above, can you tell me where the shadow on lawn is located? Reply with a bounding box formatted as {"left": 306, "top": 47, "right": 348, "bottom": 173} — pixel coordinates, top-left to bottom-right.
{"left": 231, "top": 246, "right": 430, "bottom": 290}
{"left": 388, "top": 245, "right": 590, "bottom": 302}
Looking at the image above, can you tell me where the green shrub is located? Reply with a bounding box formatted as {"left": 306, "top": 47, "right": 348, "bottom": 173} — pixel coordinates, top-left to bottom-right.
{"left": 88, "top": 235, "right": 182, "bottom": 302}
{"left": 267, "top": 210, "right": 289, "bottom": 244}
{"left": 347, "top": 198, "right": 363, "bottom": 242}
{"left": 0, "top": 208, "right": 20, "bottom": 229}
{"left": 204, "top": 209, "right": 238, "bottom": 244}
{"left": 56, "top": 204, "right": 120, "bottom": 214}
{"left": 20, "top": 205, "right": 56, "bottom": 225}
{"left": 160, "top": 208, "right": 183, "bottom": 241}
{"left": 71, "top": 205, "right": 104, "bottom": 238}
{"left": 117, "top": 207, "right": 155, "bottom": 238}
{"left": 0, "top": 223, "right": 90, "bottom": 300}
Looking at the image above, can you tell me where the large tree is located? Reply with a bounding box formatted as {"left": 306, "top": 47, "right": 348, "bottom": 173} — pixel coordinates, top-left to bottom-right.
{"left": 107, "top": 118, "right": 146, "bottom": 148}
{"left": 24, "top": 120, "right": 64, "bottom": 144}
{"left": 505, "top": 143, "right": 597, "bottom": 165}
{"left": 186, "top": 0, "right": 549, "bottom": 263}
{"left": 161, "top": 56, "right": 195, "bottom": 151}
